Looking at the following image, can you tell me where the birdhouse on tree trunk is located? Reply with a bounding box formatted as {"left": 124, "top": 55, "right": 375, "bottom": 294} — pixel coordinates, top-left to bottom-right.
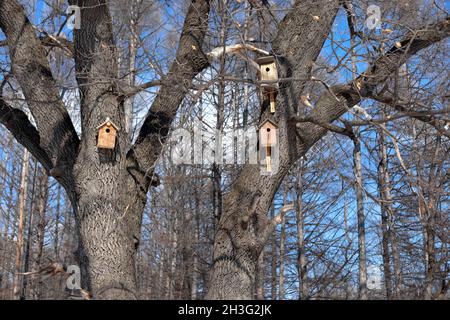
{"left": 97, "top": 117, "right": 119, "bottom": 149}
{"left": 259, "top": 119, "right": 278, "bottom": 173}
{"left": 257, "top": 56, "right": 278, "bottom": 113}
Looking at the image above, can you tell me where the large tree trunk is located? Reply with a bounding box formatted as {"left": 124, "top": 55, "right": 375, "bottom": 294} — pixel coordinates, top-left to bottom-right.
{"left": 70, "top": 0, "right": 209, "bottom": 299}
{"left": 206, "top": 165, "right": 290, "bottom": 299}
{"left": 70, "top": 13, "right": 147, "bottom": 293}
{"left": 72, "top": 158, "right": 147, "bottom": 299}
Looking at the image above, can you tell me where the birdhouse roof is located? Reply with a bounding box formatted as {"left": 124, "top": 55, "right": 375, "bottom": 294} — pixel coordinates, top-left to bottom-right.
{"left": 96, "top": 117, "right": 119, "bottom": 131}
{"left": 258, "top": 119, "right": 278, "bottom": 130}
{"left": 256, "top": 55, "right": 276, "bottom": 65}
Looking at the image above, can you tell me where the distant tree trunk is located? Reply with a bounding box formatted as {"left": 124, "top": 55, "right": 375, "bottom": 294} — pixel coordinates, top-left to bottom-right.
{"left": 21, "top": 161, "right": 38, "bottom": 299}
{"left": 423, "top": 135, "right": 441, "bottom": 299}
{"left": 343, "top": 202, "right": 352, "bottom": 299}
{"left": 32, "top": 170, "right": 48, "bottom": 299}
{"left": 13, "top": 149, "right": 30, "bottom": 299}
{"left": 352, "top": 132, "right": 367, "bottom": 299}
{"left": 0, "top": 138, "right": 11, "bottom": 236}
{"left": 124, "top": 0, "right": 139, "bottom": 141}
{"left": 379, "top": 187, "right": 393, "bottom": 299}
{"left": 54, "top": 185, "right": 61, "bottom": 259}
{"left": 270, "top": 205, "right": 277, "bottom": 300}
{"left": 411, "top": 124, "right": 440, "bottom": 300}
{"left": 2, "top": 156, "right": 18, "bottom": 299}
{"left": 0, "top": 141, "right": 12, "bottom": 270}
{"left": 377, "top": 125, "right": 402, "bottom": 298}
{"left": 296, "top": 167, "right": 308, "bottom": 299}
{"left": 191, "top": 187, "right": 200, "bottom": 299}
{"left": 211, "top": 0, "right": 226, "bottom": 232}
{"left": 168, "top": 211, "right": 178, "bottom": 299}
{"left": 278, "top": 185, "right": 288, "bottom": 300}
{"left": 255, "top": 249, "right": 265, "bottom": 299}
{"left": 347, "top": 19, "right": 368, "bottom": 299}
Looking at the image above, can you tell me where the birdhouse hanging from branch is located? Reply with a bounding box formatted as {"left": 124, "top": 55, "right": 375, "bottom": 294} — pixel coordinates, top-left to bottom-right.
{"left": 259, "top": 119, "right": 278, "bottom": 173}
{"left": 97, "top": 117, "right": 119, "bottom": 149}
{"left": 256, "top": 56, "right": 279, "bottom": 113}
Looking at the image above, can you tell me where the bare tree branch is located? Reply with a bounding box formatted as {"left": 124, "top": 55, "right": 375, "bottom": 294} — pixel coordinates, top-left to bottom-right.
{"left": 0, "top": 97, "right": 52, "bottom": 171}
{"left": 297, "top": 17, "right": 450, "bottom": 147}
{"left": 0, "top": 0, "right": 79, "bottom": 187}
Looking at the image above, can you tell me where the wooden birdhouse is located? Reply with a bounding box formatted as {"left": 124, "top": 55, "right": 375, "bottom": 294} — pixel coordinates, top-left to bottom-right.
{"left": 259, "top": 119, "right": 278, "bottom": 172}
{"left": 257, "top": 56, "right": 278, "bottom": 113}
{"left": 97, "top": 117, "right": 119, "bottom": 149}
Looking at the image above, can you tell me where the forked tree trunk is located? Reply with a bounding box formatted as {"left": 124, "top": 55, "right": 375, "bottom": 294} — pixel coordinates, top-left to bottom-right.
{"left": 205, "top": 165, "right": 291, "bottom": 299}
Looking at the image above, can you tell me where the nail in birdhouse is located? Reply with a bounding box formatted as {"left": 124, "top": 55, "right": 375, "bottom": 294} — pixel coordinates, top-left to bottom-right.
{"left": 256, "top": 56, "right": 278, "bottom": 113}
{"left": 97, "top": 117, "right": 119, "bottom": 149}
{"left": 259, "top": 119, "right": 278, "bottom": 173}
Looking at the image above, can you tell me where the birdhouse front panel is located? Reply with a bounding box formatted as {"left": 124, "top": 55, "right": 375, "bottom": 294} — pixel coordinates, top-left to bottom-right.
{"left": 97, "top": 119, "right": 118, "bottom": 149}
{"left": 256, "top": 56, "right": 279, "bottom": 90}
{"left": 259, "top": 120, "right": 278, "bottom": 146}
